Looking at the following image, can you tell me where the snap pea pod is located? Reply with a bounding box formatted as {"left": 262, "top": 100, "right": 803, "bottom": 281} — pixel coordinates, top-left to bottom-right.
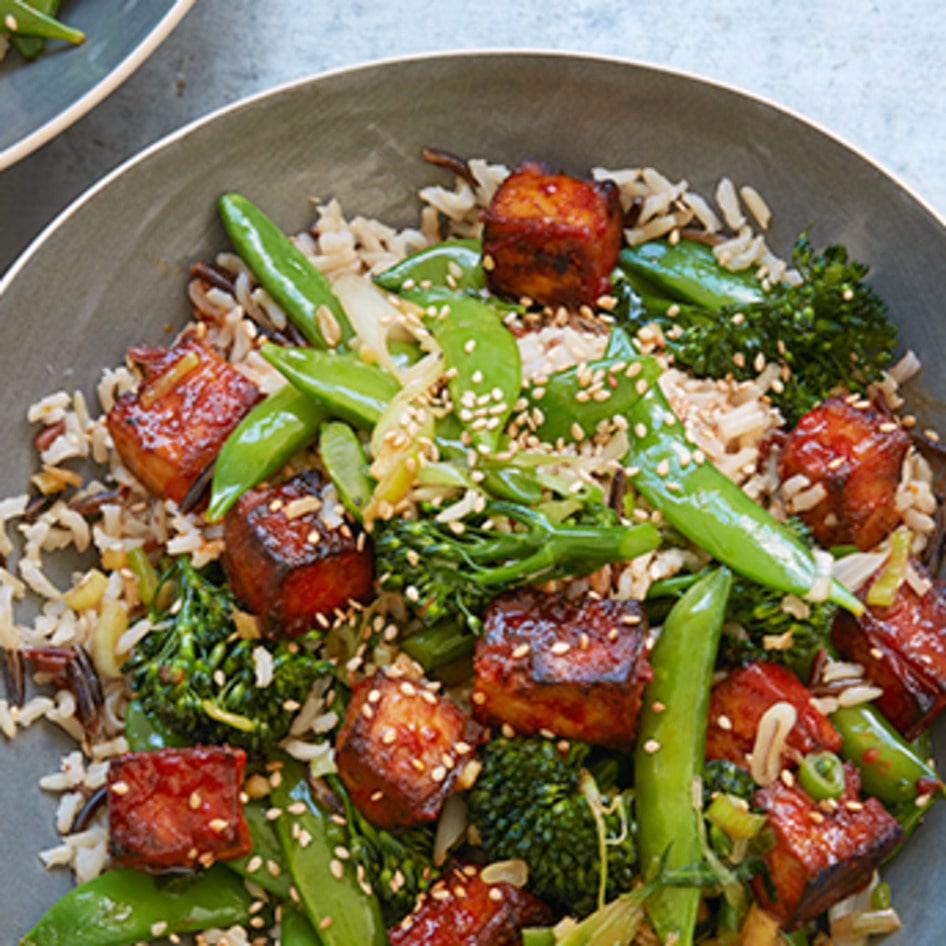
{"left": 218, "top": 193, "right": 353, "bottom": 348}
{"left": 271, "top": 759, "right": 386, "bottom": 946}
{"left": 8, "top": 0, "right": 59, "bottom": 58}
{"left": 19, "top": 865, "right": 253, "bottom": 946}
{"left": 261, "top": 343, "right": 399, "bottom": 431}
{"left": 373, "top": 238, "right": 485, "bottom": 299}
{"left": 225, "top": 798, "right": 294, "bottom": 899}
{"left": 319, "top": 420, "right": 374, "bottom": 520}
{"left": 635, "top": 567, "right": 732, "bottom": 946}
{"left": 830, "top": 703, "right": 944, "bottom": 805}
{"left": 0, "top": 0, "right": 84, "bottom": 47}
{"left": 207, "top": 384, "right": 327, "bottom": 521}
{"left": 617, "top": 239, "right": 766, "bottom": 309}
{"left": 429, "top": 295, "right": 521, "bottom": 453}
{"left": 282, "top": 904, "right": 322, "bottom": 946}
{"left": 615, "top": 332, "right": 862, "bottom": 614}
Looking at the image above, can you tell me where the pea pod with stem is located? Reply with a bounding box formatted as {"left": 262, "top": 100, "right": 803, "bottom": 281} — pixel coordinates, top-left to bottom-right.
{"left": 635, "top": 566, "right": 732, "bottom": 946}
{"left": 19, "top": 865, "right": 254, "bottom": 946}
{"left": 207, "top": 384, "right": 327, "bottom": 521}
{"left": 270, "top": 759, "right": 387, "bottom": 946}
{"left": 0, "top": 0, "right": 85, "bottom": 51}
{"left": 218, "top": 193, "right": 353, "bottom": 349}
{"left": 373, "top": 238, "right": 486, "bottom": 300}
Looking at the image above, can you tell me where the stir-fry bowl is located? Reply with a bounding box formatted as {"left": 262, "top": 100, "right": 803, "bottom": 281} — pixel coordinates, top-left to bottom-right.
{"left": 1, "top": 50, "right": 944, "bottom": 942}
{"left": 0, "top": 0, "right": 195, "bottom": 170}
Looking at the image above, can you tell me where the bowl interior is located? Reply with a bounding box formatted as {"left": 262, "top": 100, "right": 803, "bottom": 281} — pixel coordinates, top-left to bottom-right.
{"left": 1, "top": 51, "right": 944, "bottom": 941}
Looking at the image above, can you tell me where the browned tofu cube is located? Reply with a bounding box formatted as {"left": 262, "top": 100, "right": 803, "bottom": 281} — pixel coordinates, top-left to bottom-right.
{"left": 107, "top": 745, "right": 251, "bottom": 871}
{"left": 221, "top": 469, "right": 374, "bottom": 637}
{"left": 752, "top": 761, "right": 902, "bottom": 929}
{"left": 482, "top": 161, "right": 624, "bottom": 309}
{"left": 389, "top": 861, "right": 554, "bottom": 946}
{"left": 107, "top": 334, "right": 262, "bottom": 504}
{"left": 778, "top": 396, "right": 910, "bottom": 551}
{"left": 335, "top": 668, "right": 483, "bottom": 830}
{"left": 472, "top": 590, "right": 652, "bottom": 750}
{"left": 832, "top": 562, "right": 946, "bottom": 739}
{"left": 705, "top": 661, "right": 841, "bottom": 770}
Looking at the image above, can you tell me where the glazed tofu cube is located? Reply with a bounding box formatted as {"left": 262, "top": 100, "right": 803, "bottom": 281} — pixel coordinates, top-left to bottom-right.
{"left": 752, "top": 761, "right": 902, "bottom": 929}
{"left": 472, "top": 590, "right": 652, "bottom": 750}
{"left": 221, "top": 470, "right": 373, "bottom": 637}
{"left": 107, "top": 745, "right": 251, "bottom": 871}
{"left": 107, "top": 334, "right": 261, "bottom": 505}
{"left": 705, "top": 661, "right": 841, "bottom": 770}
{"left": 482, "top": 161, "right": 624, "bottom": 309}
{"left": 389, "top": 861, "right": 554, "bottom": 946}
{"left": 778, "top": 396, "right": 910, "bottom": 551}
{"left": 831, "top": 562, "right": 946, "bottom": 739}
{"left": 335, "top": 668, "right": 483, "bottom": 830}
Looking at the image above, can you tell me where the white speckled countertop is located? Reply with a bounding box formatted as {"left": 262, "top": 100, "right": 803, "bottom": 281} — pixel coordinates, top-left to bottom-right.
{"left": 1, "top": 0, "right": 944, "bottom": 274}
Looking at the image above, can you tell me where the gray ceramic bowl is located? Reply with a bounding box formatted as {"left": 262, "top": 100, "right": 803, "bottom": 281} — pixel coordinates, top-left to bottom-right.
{"left": 1, "top": 51, "right": 944, "bottom": 943}
{"left": 0, "top": 0, "right": 195, "bottom": 170}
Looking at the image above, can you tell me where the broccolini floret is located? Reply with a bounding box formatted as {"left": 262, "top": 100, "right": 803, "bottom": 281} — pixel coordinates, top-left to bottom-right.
{"left": 123, "top": 556, "right": 334, "bottom": 754}
{"left": 617, "top": 234, "right": 897, "bottom": 426}
{"left": 373, "top": 500, "right": 659, "bottom": 633}
{"left": 466, "top": 736, "right": 637, "bottom": 917}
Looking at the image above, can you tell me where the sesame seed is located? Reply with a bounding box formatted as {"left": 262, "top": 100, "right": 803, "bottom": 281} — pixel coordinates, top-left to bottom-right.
{"left": 501, "top": 723, "right": 516, "bottom": 738}
{"left": 151, "top": 921, "right": 169, "bottom": 937}
{"left": 246, "top": 855, "right": 263, "bottom": 873}
{"left": 367, "top": 688, "right": 382, "bottom": 704}
{"left": 608, "top": 627, "right": 620, "bottom": 641}
{"left": 330, "top": 859, "right": 345, "bottom": 880}
{"left": 717, "top": 714, "right": 733, "bottom": 731}
{"left": 265, "top": 807, "right": 283, "bottom": 821}
{"left": 400, "top": 681, "right": 417, "bottom": 697}
{"left": 472, "top": 691, "right": 487, "bottom": 705}
{"left": 431, "top": 766, "right": 448, "bottom": 783}
{"left": 266, "top": 859, "right": 282, "bottom": 876}
{"left": 634, "top": 422, "right": 648, "bottom": 439}
{"left": 512, "top": 642, "right": 531, "bottom": 659}
{"left": 781, "top": 769, "right": 796, "bottom": 788}
{"left": 651, "top": 700, "right": 666, "bottom": 713}
{"left": 643, "top": 739, "right": 661, "bottom": 754}
{"left": 111, "top": 780, "right": 130, "bottom": 796}
{"left": 464, "top": 339, "right": 477, "bottom": 354}
{"left": 370, "top": 790, "right": 384, "bottom": 802}
{"left": 319, "top": 916, "right": 334, "bottom": 931}
{"left": 287, "top": 802, "right": 306, "bottom": 815}
{"left": 550, "top": 641, "right": 571, "bottom": 655}
{"left": 209, "top": 819, "right": 230, "bottom": 833}
{"left": 307, "top": 529, "right": 321, "bottom": 545}
{"left": 411, "top": 758, "right": 426, "bottom": 772}
{"left": 361, "top": 704, "right": 374, "bottom": 720}
{"left": 808, "top": 810, "right": 825, "bottom": 824}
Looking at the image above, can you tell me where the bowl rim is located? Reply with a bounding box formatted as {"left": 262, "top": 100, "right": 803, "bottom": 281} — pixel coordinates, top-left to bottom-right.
{"left": 0, "top": 0, "right": 197, "bottom": 173}
{"left": 3, "top": 47, "right": 943, "bottom": 292}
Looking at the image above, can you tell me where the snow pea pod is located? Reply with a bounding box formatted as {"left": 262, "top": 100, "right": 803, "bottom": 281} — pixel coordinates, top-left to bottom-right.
{"left": 319, "top": 420, "right": 374, "bottom": 520}
{"left": 635, "top": 567, "right": 732, "bottom": 946}
{"left": 0, "top": 0, "right": 84, "bottom": 47}
{"left": 271, "top": 759, "right": 387, "bottom": 946}
{"left": 618, "top": 239, "right": 765, "bottom": 309}
{"left": 831, "top": 703, "right": 944, "bottom": 805}
{"left": 207, "top": 384, "right": 326, "bottom": 521}
{"left": 617, "top": 333, "right": 862, "bottom": 614}
{"left": 373, "top": 238, "right": 485, "bottom": 300}
{"left": 282, "top": 905, "right": 322, "bottom": 946}
{"left": 19, "top": 865, "right": 253, "bottom": 946}
{"left": 261, "top": 343, "right": 399, "bottom": 431}
{"left": 225, "top": 798, "right": 293, "bottom": 899}
{"left": 219, "top": 193, "right": 353, "bottom": 349}
{"left": 430, "top": 295, "right": 521, "bottom": 453}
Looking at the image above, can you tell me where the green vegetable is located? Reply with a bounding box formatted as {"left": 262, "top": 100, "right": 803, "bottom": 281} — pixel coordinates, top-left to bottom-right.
{"left": 374, "top": 499, "right": 660, "bottom": 632}
{"left": 19, "top": 865, "right": 252, "bottom": 946}
{"left": 615, "top": 235, "right": 897, "bottom": 425}
{"left": 466, "top": 736, "right": 638, "bottom": 916}
{"left": 123, "top": 699, "right": 189, "bottom": 752}
{"left": 224, "top": 798, "right": 293, "bottom": 899}
{"left": 429, "top": 295, "right": 521, "bottom": 452}
{"left": 705, "top": 793, "right": 767, "bottom": 840}
{"left": 1, "top": 0, "right": 84, "bottom": 55}
{"left": 635, "top": 567, "right": 731, "bottom": 946}
{"left": 123, "top": 557, "right": 334, "bottom": 754}
{"left": 702, "top": 758, "right": 758, "bottom": 805}
{"left": 270, "top": 760, "right": 386, "bottom": 945}
{"left": 218, "top": 193, "right": 353, "bottom": 348}
{"left": 619, "top": 238, "right": 765, "bottom": 309}
{"left": 261, "top": 343, "right": 399, "bottom": 430}
{"left": 208, "top": 384, "right": 326, "bottom": 521}
{"left": 797, "top": 750, "right": 846, "bottom": 800}
{"left": 831, "top": 703, "right": 944, "bottom": 805}
{"left": 608, "top": 329, "right": 862, "bottom": 614}
{"left": 399, "top": 618, "right": 475, "bottom": 672}
{"left": 373, "top": 238, "right": 485, "bottom": 300}
{"left": 125, "top": 546, "right": 159, "bottom": 607}
{"left": 326, "top": 773, "right": 439, "bottom": 925}
{"left": 318, "top": 420, "right": 374, "bottom": 520}
{"left": 281, "top": 905, "right": 322, "bottom": 946}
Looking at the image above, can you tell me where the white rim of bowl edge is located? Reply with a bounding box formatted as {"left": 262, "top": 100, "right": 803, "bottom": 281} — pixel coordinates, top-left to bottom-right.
{"left": 0, "top": 0, "right": 197, "bottom": 173}
{"left": 2, "top": 46, "right": 944, "bottom": 297}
